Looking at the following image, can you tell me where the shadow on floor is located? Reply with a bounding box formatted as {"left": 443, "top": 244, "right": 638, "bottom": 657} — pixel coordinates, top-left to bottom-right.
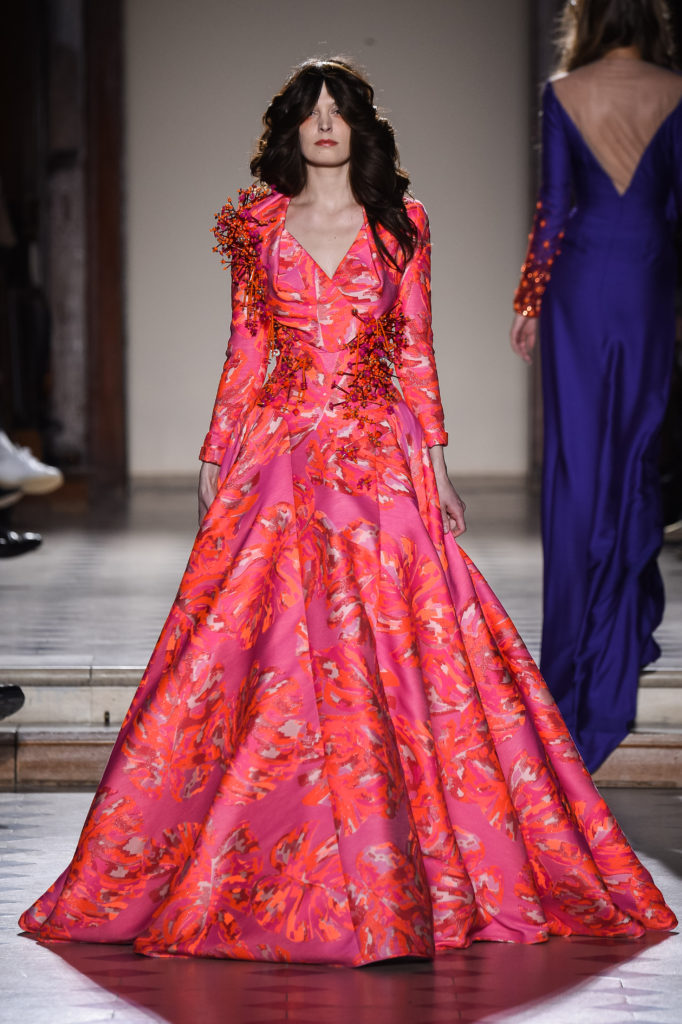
{"left": 29, "top": 931, "right": 672, "bottom": 1024}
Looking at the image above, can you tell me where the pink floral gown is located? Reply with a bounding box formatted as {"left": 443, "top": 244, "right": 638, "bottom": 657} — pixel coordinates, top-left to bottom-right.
{"left": 20, "top": 185, "right": 676, "bottom": 965}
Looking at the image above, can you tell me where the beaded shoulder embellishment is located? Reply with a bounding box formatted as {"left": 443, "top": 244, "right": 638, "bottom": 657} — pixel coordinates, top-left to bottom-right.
{"left": 211, "top": 182, "right": 273, "bottom": 334}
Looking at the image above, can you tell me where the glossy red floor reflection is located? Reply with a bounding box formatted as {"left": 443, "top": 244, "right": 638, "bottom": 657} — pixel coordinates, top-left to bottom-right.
{"left": 32, "top": 931, "right": 673, "bottom": 1024}
{"left": 2, "top": 790, "right": 681, "bottom": 1023}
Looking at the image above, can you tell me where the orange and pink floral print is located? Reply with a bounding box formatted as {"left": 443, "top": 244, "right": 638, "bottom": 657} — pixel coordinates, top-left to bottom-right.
{"left": 19, "top": 186, "right": 676, "bottom": 965}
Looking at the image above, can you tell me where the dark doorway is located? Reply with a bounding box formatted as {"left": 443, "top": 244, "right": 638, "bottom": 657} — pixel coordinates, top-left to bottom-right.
{"left": 0, "top": 0, "right": 126, "bottom": 494}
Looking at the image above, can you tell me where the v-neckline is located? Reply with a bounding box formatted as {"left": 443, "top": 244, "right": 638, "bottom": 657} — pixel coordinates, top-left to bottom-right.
{"left": 282, "top": 198, "right": 367, "bottom": 282}
{"left": 550, "top": 81, "right": 682, "bottom": 200}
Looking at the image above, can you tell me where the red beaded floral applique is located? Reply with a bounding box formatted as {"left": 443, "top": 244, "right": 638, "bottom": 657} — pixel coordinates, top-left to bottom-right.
{"left": 256, "top": 306, "right": 408, "bottom": 450}
{"left": 332, "top": 306, "right": 408, "bottom": 428}
{"left": 257, "top": 321, "right": 314, "bottom": 407}
{"left": 513, "top": 200, "right": 564, "bottom": 318}
{"left": 212, "top": 182, "right": 273, "bottom": 333}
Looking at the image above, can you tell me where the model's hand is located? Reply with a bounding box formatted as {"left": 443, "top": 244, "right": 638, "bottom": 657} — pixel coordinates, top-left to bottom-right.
{"left": 436, "top": 475, "right": 467, "bottom": 537}
{"left": 510, "top": 312, "right": 538, "bottom": 365}
{"left": 429, "top": 445, "right": 466, "bottom": 537}
{"left": 198, "top": 461, "right": 220, "bottom": 524}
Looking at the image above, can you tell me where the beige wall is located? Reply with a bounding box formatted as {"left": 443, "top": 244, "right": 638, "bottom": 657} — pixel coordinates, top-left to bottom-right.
{"left": 125, "top": 0, "right": 530, "bottom": 477}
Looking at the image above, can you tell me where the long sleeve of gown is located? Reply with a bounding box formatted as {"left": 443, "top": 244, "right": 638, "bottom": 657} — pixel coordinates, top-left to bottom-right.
{"left": 514, "top": 82, "right": 574, "bottom": 318}
{"left": 396, "top": 205, "right": 448, "bottom": 447}
{"left": 200, "top": 202, "right": 271, "bottom": 465}
{"left": 199, "top": 275, "right": 270, "bottom": 464}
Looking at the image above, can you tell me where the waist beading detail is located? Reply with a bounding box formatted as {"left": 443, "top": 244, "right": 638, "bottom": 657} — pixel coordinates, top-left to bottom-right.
{"left": 257, "top": 306, "right": 408, "bottom": 442}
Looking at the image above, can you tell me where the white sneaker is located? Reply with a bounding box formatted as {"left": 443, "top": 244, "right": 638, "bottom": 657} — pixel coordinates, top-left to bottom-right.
{"left": 0, "top": 487, "right": 22, "bottom": 510}
{"left": 664, "top": 519, "right": 682, "bottom": 543}
{"left": 0, "top": 431, "right": 64, "bottom": 494}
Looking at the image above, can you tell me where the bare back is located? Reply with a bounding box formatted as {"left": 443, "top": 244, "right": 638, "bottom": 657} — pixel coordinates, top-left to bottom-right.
{"left": 552, "top": 55, "right": 682, "bottom": 196}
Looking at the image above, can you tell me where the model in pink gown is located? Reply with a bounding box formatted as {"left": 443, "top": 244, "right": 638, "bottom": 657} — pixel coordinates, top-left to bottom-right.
{"left": 20, "top": 183, "right": 676, "bottom": 965}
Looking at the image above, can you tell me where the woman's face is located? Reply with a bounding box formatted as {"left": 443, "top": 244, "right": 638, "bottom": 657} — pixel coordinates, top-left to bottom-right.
{"left": 298, "top": 83, "right": 351, "bottom": 168}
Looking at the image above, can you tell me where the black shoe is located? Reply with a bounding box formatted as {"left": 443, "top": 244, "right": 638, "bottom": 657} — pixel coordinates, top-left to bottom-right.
{"left": 0, "top": 684, "right": 25, "bottom": 720}
{"left": 0, "top": 528, "right": 42, "bottom": 557}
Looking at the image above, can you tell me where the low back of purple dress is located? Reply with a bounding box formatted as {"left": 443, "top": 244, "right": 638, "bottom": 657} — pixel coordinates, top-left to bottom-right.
{"left": 515, "top": 55, "right": 682, "bottom": 771}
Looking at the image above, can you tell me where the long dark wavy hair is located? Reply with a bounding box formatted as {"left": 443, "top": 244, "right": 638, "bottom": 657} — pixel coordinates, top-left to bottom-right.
{"left": 556, "top": 0, "right": 679, "bottom": 71}
{"left": 250, "top": 59, "right": 417, "bottom": 270}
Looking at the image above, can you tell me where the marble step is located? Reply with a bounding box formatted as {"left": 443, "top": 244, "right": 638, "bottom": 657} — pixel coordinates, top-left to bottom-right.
{"left": 0, "top": 667, "right": 142, "bottom": 727}
{"left": 592, "top": 731, "right": 682, "bottom": 788}
{"left": 634, "top": 671, "right": 682, "bottom": 729}
{"left": 1, "top": 667, "right": 682, "bottom": 789}
{"left": 0, "top": 724, "right": 116, "bottom": 787}
{"left": 2, "top": 666, "right": 682, "bottom": 729}
{"left": 1, "top": 724, "right": 681, "bottom": 788}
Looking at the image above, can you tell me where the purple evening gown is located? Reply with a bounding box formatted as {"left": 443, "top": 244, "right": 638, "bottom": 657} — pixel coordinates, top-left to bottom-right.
{"left": 515, "top": 75, "right": 682, "bottom": 773}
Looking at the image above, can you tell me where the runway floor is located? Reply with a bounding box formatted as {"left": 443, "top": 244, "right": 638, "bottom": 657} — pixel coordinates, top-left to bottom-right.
{"left": 1, "top": 477, "right": 681, "bottom": 672}
{"left": 1, "top": 478, "right": 681, "bottom": 1022}
{"left": 1, "top": 788, "right": 680, "bottom": 1024}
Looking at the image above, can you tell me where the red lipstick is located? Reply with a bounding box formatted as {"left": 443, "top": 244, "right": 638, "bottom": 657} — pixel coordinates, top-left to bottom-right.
{"left": 315, "top": 140, "right": 338, "bottom": 146}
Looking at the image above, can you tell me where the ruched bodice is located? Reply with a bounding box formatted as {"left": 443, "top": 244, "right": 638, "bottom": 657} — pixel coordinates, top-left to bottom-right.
{"left": 274, "top": 220, "right": 398, "bottom": 336}
{"left": 201, "top": 187, "right": 447, "bottom": 468}
{"left": 267, "top": 218, "right": 401, "bottom": 394}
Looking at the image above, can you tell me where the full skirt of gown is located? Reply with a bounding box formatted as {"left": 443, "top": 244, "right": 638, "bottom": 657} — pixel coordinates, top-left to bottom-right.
{"left": 19, "top": 395, "right": 676, "bottom": 965}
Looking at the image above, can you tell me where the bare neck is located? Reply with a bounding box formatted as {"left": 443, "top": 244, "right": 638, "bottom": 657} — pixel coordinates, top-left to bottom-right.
{"left": 602, "top": 45, "right": 642, "bottom": 61}
{"left": 293, "top": 164, "right": 357, "bottom": 212}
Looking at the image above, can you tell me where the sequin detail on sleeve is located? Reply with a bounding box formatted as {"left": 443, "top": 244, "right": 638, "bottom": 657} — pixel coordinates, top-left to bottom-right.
{"left": 513, "top": 201, "right": 565, "bottom": 318}
{"left": 513, "top": 84, "right": 573, "bottom": 318}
